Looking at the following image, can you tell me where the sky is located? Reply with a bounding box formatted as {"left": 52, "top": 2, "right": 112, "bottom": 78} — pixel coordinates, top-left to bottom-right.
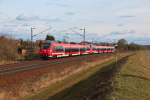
{"left": 0, "top": 0, "right": 150, "bottom": 44}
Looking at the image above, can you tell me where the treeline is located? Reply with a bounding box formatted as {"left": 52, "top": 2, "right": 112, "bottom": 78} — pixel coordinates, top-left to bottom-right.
{"left": 117, "top": 39, "right": 150, "bottom": 51}
{"left": 0, "top": 35, "right": 40, "bottom": 62}
{"left": 0, "top": 35, "right": 149, "bottom": 62}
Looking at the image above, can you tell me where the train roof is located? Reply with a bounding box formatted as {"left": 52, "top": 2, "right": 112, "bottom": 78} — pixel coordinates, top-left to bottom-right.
{"left": 94, "top": 45, "right": 115, "bottom": 48}
{"left": 44, "top": 40, "right": 115, "bottom": 48}
{"left": 53, "top": 42, "right": 90, "bottom": 48}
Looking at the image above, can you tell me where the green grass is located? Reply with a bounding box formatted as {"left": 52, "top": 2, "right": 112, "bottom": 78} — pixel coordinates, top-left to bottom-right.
{"left": 111, "top": 51, "right": 150, "bottom": 100}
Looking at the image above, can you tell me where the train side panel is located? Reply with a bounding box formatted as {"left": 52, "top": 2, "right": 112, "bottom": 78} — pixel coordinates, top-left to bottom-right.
{"left": 39, "top": 41, "right": 115, "bottom": 58}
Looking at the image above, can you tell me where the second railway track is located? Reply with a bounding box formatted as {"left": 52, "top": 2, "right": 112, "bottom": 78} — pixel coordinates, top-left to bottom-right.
{"left": 0, "top": 54, "right": 110, "bottom": 75}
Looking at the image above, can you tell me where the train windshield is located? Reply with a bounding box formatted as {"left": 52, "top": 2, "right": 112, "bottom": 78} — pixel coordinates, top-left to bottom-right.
{"left": 42, "top": 43, "right": 51, "bottom": 49}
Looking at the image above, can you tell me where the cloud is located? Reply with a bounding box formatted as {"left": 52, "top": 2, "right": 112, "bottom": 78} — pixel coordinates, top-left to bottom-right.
{"left": 117, "top": 24, "right": 125, "bottom": 27}
{"left": 96, "top": 30, "right": 135, "bottom": 42}
{"left": 16, "top": 14, "right": 40, "bottom": 21}
{"left": 119, "top": 15, "right": 136, "bottom": 18}
{"left": 16, "top": 14, "right": 63, "bottom": 23}
{"left": 47, "top": 18, "right": 63, "bottom": 22}
{"left": 120, "top": 36, "right": 150, "bottom": 45}
{"left": 0, "top": 0, "right": 3, "bottom": 5}
{"left": 0, "top": 0, "right": 150, "bottom": 44}
{"left": 45, "top": 1, "right": 69, "bottom": 8}
{"left": 3, "top": 24, "right": 18, "bottom": 27}
{"left": 105, "top": 30, "right": 136, "bottom": 37}
{"left": 65, "top": 12, "right": 75, "bottom": 16}
{"left": 21, "top": 23, "right": 31, "bottom": 27}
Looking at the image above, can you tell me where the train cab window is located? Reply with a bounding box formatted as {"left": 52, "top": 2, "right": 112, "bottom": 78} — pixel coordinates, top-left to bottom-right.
{"left": 54, "top": 46, "right": 64, "bottom": 52}
{"left": 42, "top": 43, "right": 51, "bottom": 49}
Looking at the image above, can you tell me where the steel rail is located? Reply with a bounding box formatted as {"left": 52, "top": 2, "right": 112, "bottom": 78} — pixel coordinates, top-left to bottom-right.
{"left": 0, "top": 54, "right": 101, "bottom": 75}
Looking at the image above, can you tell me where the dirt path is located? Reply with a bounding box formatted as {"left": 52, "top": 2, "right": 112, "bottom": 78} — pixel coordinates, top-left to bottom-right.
{"left": 48, "top": 55, "right": 132, "bottom": 100}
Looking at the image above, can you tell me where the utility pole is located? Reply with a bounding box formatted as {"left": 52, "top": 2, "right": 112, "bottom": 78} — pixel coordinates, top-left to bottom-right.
{"left": 112, "top": 39, "right": 118, "bottom": 67}
{"left": 80, "top": 27, "right": 86, "bottom": 43}
{"left": 80, "top": 27, "right": 86, "bottom": 54}
{"left": 31, "top": 27, "right": 35, "bottom": 49}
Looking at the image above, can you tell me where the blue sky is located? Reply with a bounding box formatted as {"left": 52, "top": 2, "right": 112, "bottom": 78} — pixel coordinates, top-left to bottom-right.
{"left": 0, "top": 0, "right": 150, "bottom": 44}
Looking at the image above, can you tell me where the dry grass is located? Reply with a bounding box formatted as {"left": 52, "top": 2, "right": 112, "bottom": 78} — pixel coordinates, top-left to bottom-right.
{"left": 24, "top": 57, "right": 114, "bottom": 100}
{"left": 0, "top": 54, "right": 112, "bottom": 100}
{"left": 0, "top": 52, "right": 133, "bottom": 100}
{"left": 25, "top": 53, "right": 130, "bottom": 100}
{"left": 0, "top": 35, "right": 18, "bottom": 63}
{"left": 0, "top": 60, "right": 17, "bottom": 65}
{"left": 111, "top": 50, "right": 150, "bottom": 100}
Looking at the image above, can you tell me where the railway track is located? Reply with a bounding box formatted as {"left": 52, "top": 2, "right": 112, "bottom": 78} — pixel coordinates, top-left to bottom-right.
{"left": 0, "top": 54, "right": 110, "bottom": 75}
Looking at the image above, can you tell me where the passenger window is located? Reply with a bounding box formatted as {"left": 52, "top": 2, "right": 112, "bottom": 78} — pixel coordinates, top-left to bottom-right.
{"left": 54, "top": 46, "right": 64, "bottom": 52}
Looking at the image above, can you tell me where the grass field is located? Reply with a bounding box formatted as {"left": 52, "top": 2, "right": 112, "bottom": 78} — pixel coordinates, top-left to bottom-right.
{"left": 111, "top": 51, "right": 150, "bottom": 100}
{"left": 25, "top": 56, "right": 115, "bottom": 100}
{"left": 25, "top": 51, "right": 150, "bottom": 100}
{"left": 47, "top": 54, "right": 130, "bottom": 100}
{"left": 25, "top": 52, "right": 131, "bottom": 100}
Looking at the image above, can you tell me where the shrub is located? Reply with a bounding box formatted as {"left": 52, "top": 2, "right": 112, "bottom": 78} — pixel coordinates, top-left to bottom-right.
{"left": 0, "top": 35, "right": 18, "bottom": 61}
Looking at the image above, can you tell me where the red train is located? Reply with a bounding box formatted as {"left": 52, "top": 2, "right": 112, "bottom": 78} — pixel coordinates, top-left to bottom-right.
{"left": 39, "top": 40, "right": 115, "bottom": 58}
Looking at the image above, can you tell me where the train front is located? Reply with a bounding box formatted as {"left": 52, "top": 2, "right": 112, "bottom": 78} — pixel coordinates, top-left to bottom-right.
{"left": 39, "top": 41, "right": 52, "bottom": 58}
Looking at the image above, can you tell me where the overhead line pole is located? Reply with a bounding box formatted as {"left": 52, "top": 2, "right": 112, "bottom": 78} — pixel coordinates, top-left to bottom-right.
{"left": 80, "top": 27, "right": 86, "bottom": 43}
{"left": 32, "top": 27, "right": 52, "bottom": 37}
{"left": 30, "top": 26, "right": 52, "bottom": 49}
{"left": 80, "top": 27, "right": 86, "bottom": 54}
{"left": 31, "top": 27, "right": 35, "bottom": 49}
{"left": 69, "top": 27, "right": 86, "bottom": 44}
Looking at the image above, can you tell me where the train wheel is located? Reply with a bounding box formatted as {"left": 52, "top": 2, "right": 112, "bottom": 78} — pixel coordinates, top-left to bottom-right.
{"left": 41, "top": 56, "right": 49, "bottom": 60}
{"left": 53, "top": 56, "right": 57, "bottom": 59}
